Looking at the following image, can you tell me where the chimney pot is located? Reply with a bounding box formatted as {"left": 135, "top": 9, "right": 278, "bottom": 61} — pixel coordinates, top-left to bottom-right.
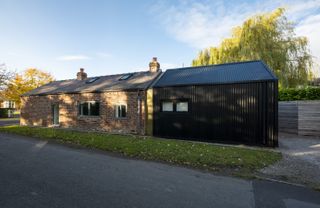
{"left": 77, "top": 68, "right": 87, "bottom": 80}
{"left": 149, "top": 57, "right": 160, "bottom": 73}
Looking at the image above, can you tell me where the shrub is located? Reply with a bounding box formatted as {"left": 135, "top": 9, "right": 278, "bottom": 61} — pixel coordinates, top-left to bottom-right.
{"left": 0, "top": 109, "right": 8, "bottom": 118}
{"left": 279, "top": 87, "right": 320, "bottom": 101}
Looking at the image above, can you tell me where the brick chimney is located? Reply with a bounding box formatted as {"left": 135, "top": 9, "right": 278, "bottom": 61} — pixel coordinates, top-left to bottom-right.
{"left": 77, "top": 68, "right": 87, "bottom": 80}
{"left": 149, "top": 57, "right": 160, "bottom": 73}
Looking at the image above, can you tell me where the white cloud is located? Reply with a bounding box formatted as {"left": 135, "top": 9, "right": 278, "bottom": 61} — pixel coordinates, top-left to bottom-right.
{"left": 151, "top": 1, "right": 266, "bottom": 48}
{"left": 296, "top": 14, "right": 320, "bottom": 76}
{"left": 96, "top": 52, "right": 113, "bottom": 58}
{"left": 7, "top": 52, "right": 19, "bottom": 56}
{"left": 151, "top": 0, "right": 320, "bottom": 69}
{"left": 286, "top": 0, "right": 320, "bottom": 19}
{"left": 57, "top": 55, "right": 91, "bottom": 61}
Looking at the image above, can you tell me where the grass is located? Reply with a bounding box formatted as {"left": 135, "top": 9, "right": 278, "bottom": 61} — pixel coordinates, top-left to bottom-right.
{"left": 0, "top": 125, "right": 282, "bottom": 176}
{"left": 0, "top": 117, "right": 20, "bottom": 121}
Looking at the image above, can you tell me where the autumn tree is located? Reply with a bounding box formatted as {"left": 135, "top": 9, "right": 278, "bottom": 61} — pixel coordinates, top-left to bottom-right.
{"left": 4, "top": 68, "right": 54, "bottom": 107}
{"left": 192, "top": 8, "right": 313, "bottom": 88}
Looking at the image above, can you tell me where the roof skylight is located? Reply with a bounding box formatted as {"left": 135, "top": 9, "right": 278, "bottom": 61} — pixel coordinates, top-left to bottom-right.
{"left": 85, "top": 77, "right": 100, "bottom": 84}
{"left": 119, "top": 74, "right": 133, "bottom": 81}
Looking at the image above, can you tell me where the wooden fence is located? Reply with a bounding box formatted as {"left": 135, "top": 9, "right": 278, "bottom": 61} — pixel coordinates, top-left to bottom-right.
{"left": 279, "top": 101, "right": 320, "bottom": 136}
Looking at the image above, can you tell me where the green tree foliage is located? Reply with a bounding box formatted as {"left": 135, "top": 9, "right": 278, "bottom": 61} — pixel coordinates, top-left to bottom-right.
{"left": 192, "top": 8, "right": 313, "bottom": 88}
{"left": 4, "top": 68, "right": 54, "bottom": 107}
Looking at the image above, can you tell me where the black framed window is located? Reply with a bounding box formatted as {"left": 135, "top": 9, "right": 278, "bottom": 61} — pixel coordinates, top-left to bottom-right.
{"left": 161, "top": 101, "right": 173, "bottom": 112}
{"left": 115, "top": 105, "right": 127, "bottom": 118}
{"left": 79, "top": 101, "right": 100, "bottom": 116}
{"left": 176, "top": 101, "right": 189, "bottom": 112}
{"left": 161, "top": 100, "right": 189, "bottom": 113}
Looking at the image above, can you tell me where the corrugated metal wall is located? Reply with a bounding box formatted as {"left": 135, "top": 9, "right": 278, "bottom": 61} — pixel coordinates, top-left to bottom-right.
{"left": 153, "top": 81, "right": 278, "bottom": 147}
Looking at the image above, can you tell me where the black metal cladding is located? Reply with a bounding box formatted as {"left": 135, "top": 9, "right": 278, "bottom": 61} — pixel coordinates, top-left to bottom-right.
{"left": 153, "top": 81, "right": 278, "bottom": 147}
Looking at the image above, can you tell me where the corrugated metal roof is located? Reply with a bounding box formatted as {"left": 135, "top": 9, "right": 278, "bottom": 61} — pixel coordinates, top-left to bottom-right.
{"left": 153, "top": 60, "right": 277, "bottom": 88}
{"left": 23, "top": 71, "right": 161, "bottom": 96}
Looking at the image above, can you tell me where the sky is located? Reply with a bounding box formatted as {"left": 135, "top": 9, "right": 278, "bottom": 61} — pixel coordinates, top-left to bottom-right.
{"left": 1, "top": 0, "right": 319, "bottom": 80}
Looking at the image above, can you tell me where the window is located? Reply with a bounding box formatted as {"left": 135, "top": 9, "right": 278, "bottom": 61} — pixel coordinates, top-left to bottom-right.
{"left": 115, "top": 105, "right": 127, "bottom": 118}
{"left": 119, "top": 74, "right": 133, "bottom": 81}
{"left": 176, "top": 101, "right": 188, "bottom": 112}
{"left": 85, "top": 77, "right": 100, "bottom": 84}
{"left": 162, "top": 101, "right": 173, "bottom": 112}
{"left": 79, "top": 101, "right": 100, "bottom": 116}
{"left": 161, "top": 100, "right": 189, "bottom": 112}
{"left": 3, "top": 101, "right": 15, "bottom": 108}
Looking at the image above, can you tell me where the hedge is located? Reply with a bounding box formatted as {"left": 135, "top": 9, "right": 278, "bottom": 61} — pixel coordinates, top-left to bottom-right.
{"left": 279, "top": 87, "right": 320, "bottom": 101}
{"left": 0, "top": 109, "right": 9, "bottom": 118}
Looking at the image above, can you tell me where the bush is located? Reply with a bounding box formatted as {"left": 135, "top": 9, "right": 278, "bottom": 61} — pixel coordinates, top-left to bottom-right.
{"left": 0, "top": 109, "right": 8, "bottom": 118}
{"left": 279, "top": 87, "right": 320, "bottom": 101}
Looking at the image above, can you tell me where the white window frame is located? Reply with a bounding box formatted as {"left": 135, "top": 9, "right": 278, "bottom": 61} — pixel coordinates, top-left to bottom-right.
{"left": 3, "top": 101, "right": 13, "bottom": 108}
{"left": 115, "top": 104, "right": 127, "bottom": 118}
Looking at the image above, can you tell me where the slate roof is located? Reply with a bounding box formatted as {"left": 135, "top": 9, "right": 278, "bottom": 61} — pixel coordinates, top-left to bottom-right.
{"left": 23, "top": 71, "right": 161, "bottom": 96}
{"left": 153, "top": 60, "right": 277, "bottom": 88}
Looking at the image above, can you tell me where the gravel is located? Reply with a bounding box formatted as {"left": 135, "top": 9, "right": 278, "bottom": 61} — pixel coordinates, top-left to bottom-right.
{"left": 260, "top": 133, "right": 320, "bottom": 187}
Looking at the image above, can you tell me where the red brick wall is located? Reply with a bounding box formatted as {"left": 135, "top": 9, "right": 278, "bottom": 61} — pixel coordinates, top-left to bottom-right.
{"left": 20, "top": 91, "right": 147, "bottom": 134}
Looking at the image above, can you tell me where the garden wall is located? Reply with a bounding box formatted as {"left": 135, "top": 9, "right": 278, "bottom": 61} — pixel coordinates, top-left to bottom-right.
{"left": 279, "top": 101, "right": 320, "bottom": 136}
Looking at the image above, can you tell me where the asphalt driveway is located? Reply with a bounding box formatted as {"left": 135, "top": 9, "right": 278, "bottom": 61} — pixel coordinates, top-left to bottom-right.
{"left": 1, "top": 133, "right": 320, "bottom": 208}
{"left": 0, "top": 118, "right": 20, "bottom": 126}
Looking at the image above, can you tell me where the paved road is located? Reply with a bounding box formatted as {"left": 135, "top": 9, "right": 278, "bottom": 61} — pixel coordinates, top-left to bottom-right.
{"left": 1, "top": 133, "right": 320, "bottom": 208}
{"left": 0, "top": 118, "right": 19, "bottom": 126}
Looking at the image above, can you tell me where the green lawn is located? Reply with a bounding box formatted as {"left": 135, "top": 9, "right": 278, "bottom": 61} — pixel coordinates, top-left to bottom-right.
{"left": 0, "top": 118, "right": 20, "bottom": 121}
{"left": 0, "top": 125, "right": 281, "bottom": 176}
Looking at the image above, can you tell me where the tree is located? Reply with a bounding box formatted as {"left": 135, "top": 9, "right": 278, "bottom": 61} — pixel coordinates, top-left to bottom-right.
{"left": 0, "top": 64, "right": 14, "bottom": 90}
{"left": 192, "top": 8, "right": 313, "bottom": 88}
{"left": 4, "top": 68, "right": 54, "bottom": 107}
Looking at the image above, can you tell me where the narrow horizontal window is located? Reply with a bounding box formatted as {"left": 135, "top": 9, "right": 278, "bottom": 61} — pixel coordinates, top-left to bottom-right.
{"left": 115, "top": 105, "right": 127, "bottom": 118}
{"left": 162, "top": 102, "right": 173, "bottom": 112}
{"left": 79, "top": 101, "right": 100, "bottom": 116}
{"left": 176, "top": 101, "right": 188, "bottom": 112}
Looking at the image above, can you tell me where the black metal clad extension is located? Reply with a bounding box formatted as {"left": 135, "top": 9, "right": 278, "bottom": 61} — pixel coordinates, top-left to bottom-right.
{"left": 152, "top": 60, "right": 278, "bottom": 147}
{"left": 153, "top": 60, "right": 277, "bottom": 88}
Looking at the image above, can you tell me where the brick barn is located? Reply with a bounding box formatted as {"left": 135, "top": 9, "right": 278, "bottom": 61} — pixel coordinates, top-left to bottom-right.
{"left": 20, "top": 58, "right": 161, "bottom": 134}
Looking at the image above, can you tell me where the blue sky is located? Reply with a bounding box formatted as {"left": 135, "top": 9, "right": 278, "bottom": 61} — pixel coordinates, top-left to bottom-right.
{"left": 1, "top": 0, "right": 319, "bottom": 80}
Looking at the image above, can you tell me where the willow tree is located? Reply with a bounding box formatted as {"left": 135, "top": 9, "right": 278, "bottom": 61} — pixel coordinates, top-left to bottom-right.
{"left": 192, "top": 8, "right": 313, "bottom": 88}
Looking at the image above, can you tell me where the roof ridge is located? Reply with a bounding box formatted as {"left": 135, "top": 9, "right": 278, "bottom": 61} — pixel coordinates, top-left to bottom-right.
{"left": 87, "top": 71, "right": 144, "bottom": 79}
{"left": 260, "top": 61, "right": 278, "bottom": 80}
{"left": 52, "top": 70, "right": 151, "bottom": 82}
{"left": 153, "top": 60, "right": 277, "bottom": 88}
{"left": 166, "top": 60, "right": 262, "bottom": 71}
